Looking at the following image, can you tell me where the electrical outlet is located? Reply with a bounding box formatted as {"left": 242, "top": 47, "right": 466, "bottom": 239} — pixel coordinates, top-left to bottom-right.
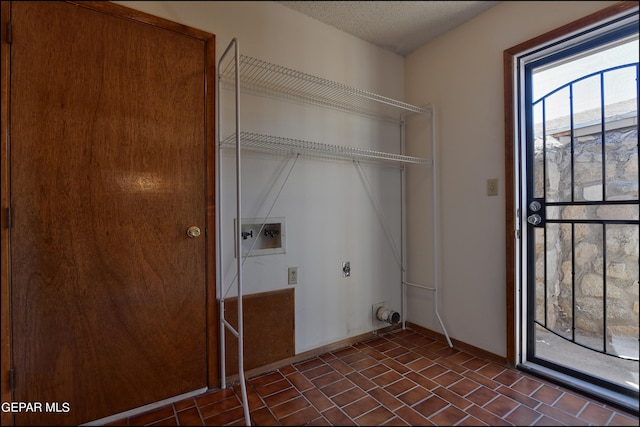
{"left": 288, "top": 267, "right": 297, "bottom": 285}
{"left": 487, "top": 178, "right": 498, "bottom": 196}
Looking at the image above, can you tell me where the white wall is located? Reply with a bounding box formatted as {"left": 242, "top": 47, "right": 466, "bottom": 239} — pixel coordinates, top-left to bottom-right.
{"left": 404, "top": 1, "right": 617, "bottom": 357}
{"left": 115, "top": 1, "right": 408, "bottom": 353}
{"left": 115, "top": 0, "right": 620, "bottom": 361}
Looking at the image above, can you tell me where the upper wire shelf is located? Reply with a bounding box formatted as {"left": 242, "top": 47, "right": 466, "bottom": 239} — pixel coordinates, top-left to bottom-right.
{"left": 219, "top": 55, "right": 431, "bottom": 121}
{"left": 221, "top": 132, "right": 431, "bottom": 166}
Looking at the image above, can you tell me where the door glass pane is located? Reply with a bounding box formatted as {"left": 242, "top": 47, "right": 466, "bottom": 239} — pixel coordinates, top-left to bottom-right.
{"left": 603, "top": 67, "right": 639, "bottom": 201}
{"left": 606, "top": 224, "right": 640, "bottom": 360}
{"left": 543, "top": 88, "right": 572, "bottom": 203}
{"left": 573, "top": 75, "right": 603, "bottom": 202}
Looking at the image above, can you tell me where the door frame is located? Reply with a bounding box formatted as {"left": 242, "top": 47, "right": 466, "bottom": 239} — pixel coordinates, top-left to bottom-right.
{"left": 0, "top": 2, "right": 217, "bottom": 425}
{"left": 503, "top": 0, "right": 639, "bottom": 411}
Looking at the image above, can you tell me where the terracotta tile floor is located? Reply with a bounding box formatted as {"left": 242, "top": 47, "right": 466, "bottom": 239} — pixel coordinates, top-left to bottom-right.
{"left": 107, "top": 328, "right": 639, "bottom": 426}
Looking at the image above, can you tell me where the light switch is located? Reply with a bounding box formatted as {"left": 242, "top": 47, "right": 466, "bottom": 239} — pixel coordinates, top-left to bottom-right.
{"left": 487, "top": 178, "right": 498, "bottom": 196}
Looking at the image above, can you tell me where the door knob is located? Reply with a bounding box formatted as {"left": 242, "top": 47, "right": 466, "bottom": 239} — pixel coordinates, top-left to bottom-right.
{"left": 529, "top": 201, "right": 542, "bottom": 212}
{"left": 186, "top": 226, "right": 201, "bottom": 238}
{"left": 527, "top": 214, "right": 542, "bottom": 226}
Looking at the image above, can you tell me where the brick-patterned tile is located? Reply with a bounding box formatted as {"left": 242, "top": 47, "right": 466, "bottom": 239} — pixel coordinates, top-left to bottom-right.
{"left": 303, "top": 364, "right": 335, "bottom": 380}
{"left": 341, "top": 351, "right": 369, "bottom": 365}
{"left": 195, "top": 388, "right": 236, "bottom": 408}
{"left": 321, "top": 407, "right": 357, "bottom": 426}
{"left": 533, "top": 414, "right": 564, "bottom": 426}
{"left": 148, "top": 416, "right": 178, "bottom": 426}
{"left": 495, "top": 384, "right": 540, "bottom": 408}
{"left": 304, "top": 388, "right": 334, "bottom": 412}
{"left": 173, "top": 397, "right": 197, "bottom": 412}
{"left": 461, "top": 357, "right": 490, "bottom": 372}
{"left": 270, "top": 396, "right": 310, "bottom": 420}
{"left": 199, "top": 397, "right": 241, "bottom": 419}
{"left": 483, "top": 394, "right": 519, "bottom": 418}
{"left": 382, "top": 415, "right": 411, "bottom": 426}
{"left": 250, "top": 371, "right": 286, "bottom": 387}
{"left": 394, "top": 405, "right": 434, "bottom": 426}
{"left": 413, "top": 395, "right": 448, "bottom": 418}
{"left": 385, "top": 346, "right": 410, "bottom": 359}
{"left": 286, "top": 371, "right": 314, "bottom": 392}
{"left": 448, "top": 378, "right": 481, "bottom": 397}
{"left": 361, "top": 363, "right": 391, "bottom": 379}
{"left": 307, "top": 416, "right": 332, "bottom": 426}
{"left": 262, "top": 386, "right": 300, "bottom": 407}
{"left": 477, "top": 363, "right": 506, "bottom": 380}
{"left": 346, "top": 371, "right": 377, "bottom": 391}
{"left": 108, "top": 327, "right": 640, "bottom": 427}
{"left": 465, "top": 404, "right": 512, "bottom": 426}
{"left": 504, "top": 404, "right": 541, "bottom": 426}
{"left": 278, "top": 364, "right": 296, "bottom": 375}
{"left": 420, "top": 363, "right": 448, "bottom": 379}
{"left": 382, "top": 357, "right": 412, "bottom": 375}
{"left": 553, "top": 392, "right": 589, "bottom": 416}
{"left": 431, "top": 386, "right": 473, "bottom": 411}
{"left": 294, "top": 358, "right": 325, "bottom": 372}
{"left": 437, "top": 356, "right": 470, "bottom": 374}
{"left": 311, "top": 371, "right": 343, "bottom": 389}
{"left": 577, "top": 402, "right": 614, "bottom": 425}
{"left": 511, "top": 376, "right": 543, "bottom": 395}
{"left": 493, "top": 369, "right": 522, "bottom": 387}
{"left": 397, "top": 385, "right": 431, "bottom": 406}
{"left": 279, "top": 405, "right": 321, "bottom": 426}
{"left": 321, "top": 377, "right": 356, "bottom": 397}
{"left": 202, "top": 406, "right": 246, "bottom": 426}
{"left": 368, "top": 387, "right": 404, "bottom": 411}
{"left": 354, "top": 405, "right": 395, "bottom": 426}
{"left": 464, "top": 370, "right": 501, "bottom": 389}
{"left": 531, "top": 384, "right": 563, "bottom": 405}
{"left": 384, "top": 378, "right": 417, "bottom": 396}
{"left": 406, "top": 356, "right": 434, "bottom": 372}
{"left": 249, "top": 407, "right": 279, "bottom": 426}
{"left": 395, "top": 351, "right": 421, "bottom": 366}
{"left": 537, "top": 402, "right": 589, "bottom": 426}
{"left": 350, "top": 356, "right": 381, "bottom": 371}
{"left": 405, "top": 371, "right": 438, "bottom": 390}
{"left": 429, "top": 405, "right": 467, "bottom": 425}
{"left": 608, "top": 411, "right": 640, "bottom": 426}
{"left": 342, "top": 395, "right": 380, "bottom": 419}
{"left": 176, "top": 407, "right": 203, "bottom": 426}
{"left": 331, "top": 387, "right": 367, "bottom": 407}
{"left": 465, "top": 386, "right": 499, "bottom": 407}
{"left": 433, "top": 370, "right": 464, "bottom": 387}
{"left": 326, "top": 357, "right": 355, "bottom": 375}
{"left": 456, "top": 414, "right": 489, "bottom": 426}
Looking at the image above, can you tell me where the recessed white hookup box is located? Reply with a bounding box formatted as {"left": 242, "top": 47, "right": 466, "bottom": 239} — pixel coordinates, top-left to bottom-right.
{"left": 234, "top": 217, "right": 286, "bottom": 257}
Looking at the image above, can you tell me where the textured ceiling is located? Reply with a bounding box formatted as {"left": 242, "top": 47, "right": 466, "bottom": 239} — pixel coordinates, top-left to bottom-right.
{"left": 276, "top": 1, "right": 501, "bottom": 56}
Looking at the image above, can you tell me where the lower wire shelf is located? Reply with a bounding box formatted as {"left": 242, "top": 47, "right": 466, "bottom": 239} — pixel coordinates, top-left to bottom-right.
{"left": 220, "top": 132, "right": 432, "bottom": 166}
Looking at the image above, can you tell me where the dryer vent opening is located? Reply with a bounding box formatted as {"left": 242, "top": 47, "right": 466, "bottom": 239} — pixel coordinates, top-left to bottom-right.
{"left": 376, "top": 306, "right": 400, "bottom": 325}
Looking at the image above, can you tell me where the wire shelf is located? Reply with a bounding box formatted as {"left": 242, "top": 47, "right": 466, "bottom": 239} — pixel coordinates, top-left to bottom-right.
{"left": 220, "top": 55, "right": 431, "bottom": 121}
{"left": 220, "top": 132, "right": 431, "bottom": 165}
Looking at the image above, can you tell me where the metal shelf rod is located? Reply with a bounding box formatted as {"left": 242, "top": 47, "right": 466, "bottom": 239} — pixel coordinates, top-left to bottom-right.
{"left": 221, "top": 132, "right": 431, "bottom": 165}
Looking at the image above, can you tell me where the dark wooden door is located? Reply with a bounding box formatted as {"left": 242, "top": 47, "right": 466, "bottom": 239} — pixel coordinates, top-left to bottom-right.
{"left": 8, "top": 2, "right": 214, "bottom": 425}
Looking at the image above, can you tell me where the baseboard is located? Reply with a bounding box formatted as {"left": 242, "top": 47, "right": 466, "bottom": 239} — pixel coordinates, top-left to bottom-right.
{"left": 222, "top": 321, "right": 508, "bottom": 385}
{"left": 405, "top": 321, "right": 507, "bottom": 366}
{"left": 221, "top": 324, "right": 400, "bottom": 384}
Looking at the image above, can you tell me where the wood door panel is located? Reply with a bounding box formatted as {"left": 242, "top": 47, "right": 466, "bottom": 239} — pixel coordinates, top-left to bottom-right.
{"left": 8, "top": 2, "right": 213, "bottom": 424}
